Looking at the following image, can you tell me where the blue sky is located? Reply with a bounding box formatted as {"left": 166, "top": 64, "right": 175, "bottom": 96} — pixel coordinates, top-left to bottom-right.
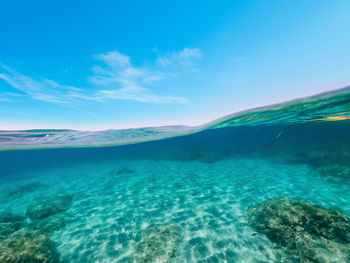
{"left": 0, "top": 0, "right": 349, "bottom": 130}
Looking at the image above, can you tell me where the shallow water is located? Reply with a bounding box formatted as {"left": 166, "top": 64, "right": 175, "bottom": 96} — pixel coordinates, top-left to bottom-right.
{"left": 1, "top": 88, "right": 350, "bottom": 262}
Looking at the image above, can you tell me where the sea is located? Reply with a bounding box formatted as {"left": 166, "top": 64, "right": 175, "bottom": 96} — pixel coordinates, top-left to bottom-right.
{"left": 0, "top": 87, "right": 350, "bottom": 262}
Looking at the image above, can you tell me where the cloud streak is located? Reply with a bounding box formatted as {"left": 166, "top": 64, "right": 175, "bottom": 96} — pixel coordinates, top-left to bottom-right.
{"left": 0, "top": 63, "right": 101, "bottom": 104}
{"left": 0, "top": 48, "right": 201, "bottom": 105}
{"left": 157, "top": 48, "right": 202, "bottom": 69}
{"left": 90, "top": 50, "right": 188, "bottom": 103}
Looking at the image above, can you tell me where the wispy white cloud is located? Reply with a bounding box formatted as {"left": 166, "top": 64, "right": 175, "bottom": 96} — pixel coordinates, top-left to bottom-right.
{"left": 94, "top": 50, "right": 131, "bottom": 68}
{"left": 90, "top": 50, "right": 188, "bottom": 103}
{"left": 0, "top": 91, "right": 26, "bottom": 102}
{"left": 0, "top": 47, "right": 200, "bottom": 105}
{"left": 157, "top": 48, "right": 202, "bottom": 69}
{"left": 0, "top": 64, "right": 101, "bottom": 104}
{"left": 0, "top": 92, "right": 16, "bottom": 102}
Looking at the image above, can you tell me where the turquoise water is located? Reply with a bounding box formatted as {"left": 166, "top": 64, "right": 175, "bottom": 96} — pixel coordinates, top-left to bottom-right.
{"left": 1, "top": 88, "right": 350, "bottom": 262}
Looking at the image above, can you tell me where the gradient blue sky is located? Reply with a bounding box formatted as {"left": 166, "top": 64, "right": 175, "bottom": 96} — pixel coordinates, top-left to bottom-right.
{"left": 1, "top": 0, "right": 349, "bottom": 130}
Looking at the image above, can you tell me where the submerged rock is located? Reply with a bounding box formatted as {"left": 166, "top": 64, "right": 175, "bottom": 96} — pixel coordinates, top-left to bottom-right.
{"left": 0, "top": 222, "right": 24, "bottom": 240}
{"left": 0, "top": 212, "right": 25, "bottom": 223}
{"left": 0, "top": 212, "right": 26, "bottom": 240}
{"left": 311, "top": 164, "right": 350, "bottom": 181}
{"left": 3, "top": 182, "right": 47, "bottom": 200}
{"left": 26, "top": 193, "right": 73, "bottom": 220}
{"left": 0, "top": 204, "right": 64, "bottom": 262}
{"left": 166, "top": 150, "right": 231, "bottom": 163}
{"left": 30, "top": 213, "right": 71, "bottom": 234}
{"left": 294, "top": 149, "right": 350, "bottom": 168}
{"left": 290, "top": 149, "right": 350, "bottom": 181}
{"left": 0, "top": 228, "right": 59, "bottom": 263}
{"left": 135, "top": 224, "right": 183, "bottom": 262}
{"left": 112, "top": 168, "right": 135, "bottom": 175}
{"left": 248, "top": 197, "right": 350, "bottom": 263}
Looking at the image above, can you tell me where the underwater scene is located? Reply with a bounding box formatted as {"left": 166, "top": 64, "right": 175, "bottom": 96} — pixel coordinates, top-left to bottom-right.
{"left": 1, "top": 87, "right": 350, "bottom": 263}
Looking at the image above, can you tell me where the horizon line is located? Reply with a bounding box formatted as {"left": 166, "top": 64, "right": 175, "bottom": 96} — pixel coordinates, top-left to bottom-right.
{"left": 1, "top": 84, "right": 349, "bottom": 132}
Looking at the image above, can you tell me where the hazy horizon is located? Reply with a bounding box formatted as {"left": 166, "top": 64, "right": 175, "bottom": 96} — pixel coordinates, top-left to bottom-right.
{"left": 1, "top": 85, "right": 350, "bottom": 131}
{"left": 1, "top": 85, "right": 349, "bottom": 133}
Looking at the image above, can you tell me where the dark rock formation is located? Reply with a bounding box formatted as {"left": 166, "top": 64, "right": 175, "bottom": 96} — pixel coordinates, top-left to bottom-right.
{"left": 134, "top": 224, "right": 183, "bottom": 262}
{"left": 289, "top": 149, "right": 350, "bottom": 182}
{"left": 0, "top": 196, "right": 71, "bottom": 262}
{"left": 311, "top": 164, "right": 350, "bottom": 181}
{"left": 30, "top": 213, "right": 71, "bottom": 234}
{"left": 0, "top": 213, "right": 26, "bottom": 240}
{"left": 248, "top": 197, "right": 350, "bottom": 263}
{"left": 3, "top": 183, "right": 47, "bottom": 200}
{"left": 292, "top": 148, "right": 350, "bottom": 168}
{"left": 0, "top": 212, "right": 25, "bottom": 223}
{"left": 0, "top": 228, "right": 59, "bottom": 263}
{"left": 26, "top": 193, "right": 73, "bottom": 220}
{"left": 113, "top": 168, "right": 135, "bottom": 175}
{"left": 0, "top": 221, "right": 24, "bottom": 240}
